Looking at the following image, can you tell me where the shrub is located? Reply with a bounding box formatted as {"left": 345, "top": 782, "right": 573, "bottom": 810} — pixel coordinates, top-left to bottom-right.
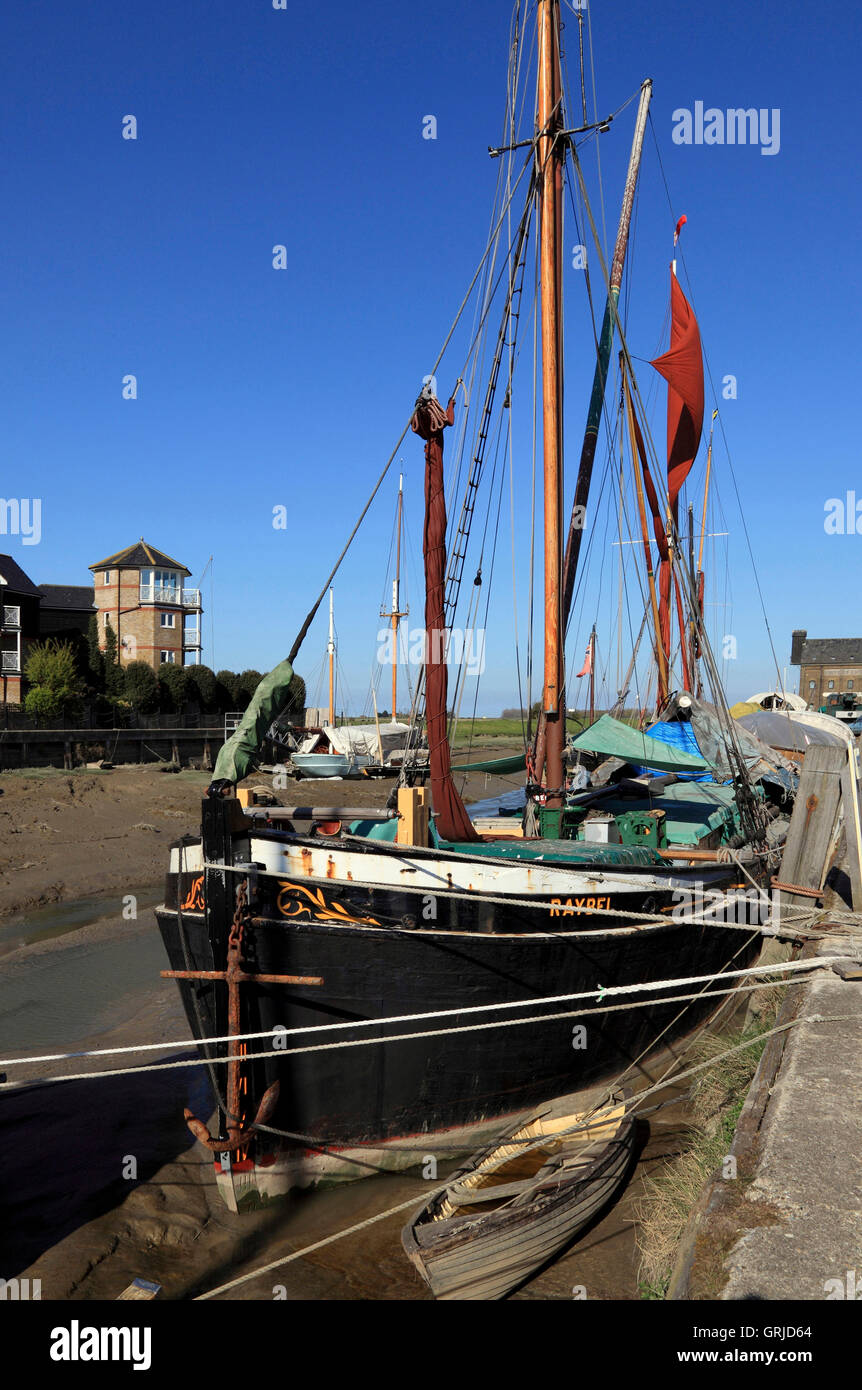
{"left": 24, "top": 686, "right": 62, "bottom": 720}
{"left": 23, "top": 639, "right": 84, "bottom": 711}
{"left": 159, "top": 663, "right": 191, "bottom": 711}
{"left": 188, "top": 663, "right": 217, "bottom": 708}
{"left": 124, "top": 660, "right": 159, "bottom": 712}
{"left": 216, "top": 669, "right": 239, "bottom": 705}
{"left": 236, "top": 669, "right": 264, "bottom": 705}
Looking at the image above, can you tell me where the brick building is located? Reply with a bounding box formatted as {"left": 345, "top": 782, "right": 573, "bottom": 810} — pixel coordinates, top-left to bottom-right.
{"left": 0, "top": 555, "right": 42, "bottom": 705}
{"left": 790, "top": 629, "right": 862, "bottom": 706}
{"left": 89, "top": 540, "right": 202, "bottom": 670}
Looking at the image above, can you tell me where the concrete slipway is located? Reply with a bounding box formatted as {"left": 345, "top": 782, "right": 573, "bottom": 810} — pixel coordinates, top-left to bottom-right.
{"left": 669, "top": 922, "right": 862, "bottom": 1301}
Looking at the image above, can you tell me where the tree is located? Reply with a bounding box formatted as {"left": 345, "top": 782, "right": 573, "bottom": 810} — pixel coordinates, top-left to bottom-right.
{"left": 86, "top": 615, "right": 103, "bottom": 686}
{"left": 187, "top": 663, "right": 217, "bottom": 708}
{"left": 236, "top": 669, "right": 264, "bottom": 706}
{"left": 24, "top": 686, "right": 62, "bottom": 720}
{"left": 23, "top": 639, "right": 84, "bottom": 718}
{"left": 216, "top": 670, "right": 239, "bottom": 706}
{"left": 124, "top": 660, "right": 159, "bottom": 712}
{"left": 159, "top": 663, "right": 191, "bottom": 712}
{"left": 103, "top": 622, "right": 123, "bottom": 696}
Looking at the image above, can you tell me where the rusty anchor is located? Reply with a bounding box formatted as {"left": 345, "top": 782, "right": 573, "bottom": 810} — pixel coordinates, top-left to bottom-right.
{"left": 163, "top": 872, "right": 323, "bottom": 1153}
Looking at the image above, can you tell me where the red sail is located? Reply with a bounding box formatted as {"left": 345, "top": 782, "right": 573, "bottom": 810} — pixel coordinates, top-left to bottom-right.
{"left": 650, "top": 272, "right": 704, "bottom": 514}
{"left": 412, "top": 392, "right": 478, "bottom": 844}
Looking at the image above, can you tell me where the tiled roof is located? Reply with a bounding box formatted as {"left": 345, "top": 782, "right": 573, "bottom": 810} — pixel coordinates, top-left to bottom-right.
{"left": 89, "top": 539, "right": 190, "bottom": 576}
{"left": 39, "top": 584, "right": 96, "bottom": 611}
{"left": 0, "top": 553, "right": 42, "bottom": 598}
{"left": 798, "top": 638, "right": 862, "bottom": 665}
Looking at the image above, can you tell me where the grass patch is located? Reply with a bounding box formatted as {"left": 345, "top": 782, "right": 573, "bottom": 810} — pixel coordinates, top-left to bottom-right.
{"left": 634, "top": 992, "right": 784, "bottom": 1298}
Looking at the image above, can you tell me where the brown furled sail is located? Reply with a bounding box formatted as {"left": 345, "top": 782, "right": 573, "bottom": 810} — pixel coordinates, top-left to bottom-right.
{"left": 412, "top": 388, "right": 479, "bottom": 843}
{"left": 648, "top": 270, "right": 704, "bottom": 704}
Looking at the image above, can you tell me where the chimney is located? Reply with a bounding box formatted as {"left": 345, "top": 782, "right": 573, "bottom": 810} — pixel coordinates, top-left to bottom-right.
{"left": 790, "top": 629, "right": 806, "bottom": 665}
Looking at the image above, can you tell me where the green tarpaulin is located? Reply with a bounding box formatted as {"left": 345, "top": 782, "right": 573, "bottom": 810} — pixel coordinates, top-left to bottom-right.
{"left": 213, "top": 659, "right": 300, "bottom": 784}
{"left": 452, "top": 753, "right": 528, "bottom": 774}
{"left": 569, "top": 713, "right": 713, "bottom": 774}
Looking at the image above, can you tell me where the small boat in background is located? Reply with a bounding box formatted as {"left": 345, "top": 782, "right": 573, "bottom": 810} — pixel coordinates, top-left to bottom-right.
{"left": 401, "top": 1094, "right": 635, "bottom": 1300}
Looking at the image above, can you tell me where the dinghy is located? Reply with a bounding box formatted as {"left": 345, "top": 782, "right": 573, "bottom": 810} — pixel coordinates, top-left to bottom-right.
{"left": 401, "top": 1094, "right": 635, "bottom": 1300}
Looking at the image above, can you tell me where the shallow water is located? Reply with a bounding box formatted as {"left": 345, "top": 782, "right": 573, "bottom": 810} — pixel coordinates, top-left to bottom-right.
{"left": 0, "top": 883, "right": 162, "bottom": 956}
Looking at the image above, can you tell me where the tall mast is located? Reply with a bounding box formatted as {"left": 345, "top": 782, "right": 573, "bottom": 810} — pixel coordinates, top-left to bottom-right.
{"left": 381, "top": 473, "right": 409, "bottom": 718}
{"left": 393, "top": 473, "right": 403, "bottom": 717}
{"left": 560, "top": 78, "right": 652, "bottom": 623}
{"left": 538, "top": 0, "right": 565, "bottom": 808}
{"left": 534, "top": 75, "right": 652, "bottom": 785}
{"left": 327, "top": 586, "right": 335, "bottom": 726}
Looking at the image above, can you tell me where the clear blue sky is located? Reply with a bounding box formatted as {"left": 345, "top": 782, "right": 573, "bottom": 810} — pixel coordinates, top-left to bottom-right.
{"left": 2, "top": 0, "right": 860, "bottom": 714}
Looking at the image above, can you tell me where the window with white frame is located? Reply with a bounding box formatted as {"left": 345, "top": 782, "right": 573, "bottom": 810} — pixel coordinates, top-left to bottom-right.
{"left": 160, "top": 650, "right": 175, "bottom": 664}
{"left": 104, "top": 612, "right": 112, "bottom": 629}
{"left": 160, "top": 612, "right": 175, "bottom": 628}
{"left": 828, "top": 680, "right": 834, "bottom": 690}
{"left": 103, "top": 571, "right": 111, "bottom": 584}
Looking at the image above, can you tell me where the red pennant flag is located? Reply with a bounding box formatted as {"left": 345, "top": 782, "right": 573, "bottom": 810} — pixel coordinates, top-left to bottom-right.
{"left": 576, "top": 634, "right": 594, "bottom": 678}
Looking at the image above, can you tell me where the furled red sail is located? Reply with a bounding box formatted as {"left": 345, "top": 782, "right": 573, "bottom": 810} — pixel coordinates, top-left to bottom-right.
{"left": 412, "top": 390, "right": 478, "bottom": 843}
{"left": 648, "top": 271, "right": 704, "bottom": 704}
{"left": 650, "top": 272, "right": 704, "bottom": 513}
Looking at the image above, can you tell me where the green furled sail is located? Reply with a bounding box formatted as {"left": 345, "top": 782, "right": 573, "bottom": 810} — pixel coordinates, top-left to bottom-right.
{"left": 569, "top": 713, "right": 712, "bottom": 774}
{"left": 452, "top": 753, "right": 528, "bottom": 774}
{"left": 213, "top": 659, "right": 300, "bottom": 784}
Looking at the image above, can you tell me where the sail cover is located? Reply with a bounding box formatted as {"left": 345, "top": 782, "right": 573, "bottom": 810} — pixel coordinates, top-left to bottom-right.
{"left": 213, "top": 659, "right": 302, "bottom": 784}
{"left": 569, "top": 713, "right": 712, "bottom": 774}
{"left": 412, "top": 391, "right": 478, "bottom": 842}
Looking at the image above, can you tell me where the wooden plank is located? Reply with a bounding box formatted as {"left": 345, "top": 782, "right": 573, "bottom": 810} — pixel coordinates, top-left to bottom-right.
{"left": 396, "top": 786, "right": 429, "bottom": 847}
{"left": 775, "top": 743, "right": 845, "bottom": 914}
{"left": 840, "top": 746, "right": 862, "bottom": 909}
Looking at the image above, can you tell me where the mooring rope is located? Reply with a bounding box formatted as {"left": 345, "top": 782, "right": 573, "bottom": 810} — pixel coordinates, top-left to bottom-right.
{"left": 191, "top": 1009, "right": 857, "bottom": 1301}
{"left": 0, "top": 954, "right": 842, "bottom": 1075}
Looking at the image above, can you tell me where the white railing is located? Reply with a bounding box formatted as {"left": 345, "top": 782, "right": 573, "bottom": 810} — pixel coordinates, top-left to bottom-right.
{"left": 183, "top": 629, "right": 202, "bottom": 648}
{"left": 1, "top": 651, "right": 20, "bottom": 673}
{"left": 2, "top": 605, "right": 21, "bottom": 629}
{"left": 139, "top": 586, "right": 201, "bottom": 608}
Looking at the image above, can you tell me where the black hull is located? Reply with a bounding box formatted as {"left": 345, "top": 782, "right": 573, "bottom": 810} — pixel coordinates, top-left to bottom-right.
{"left": 156, "top": 886, "right": 759, "bottom": 1153}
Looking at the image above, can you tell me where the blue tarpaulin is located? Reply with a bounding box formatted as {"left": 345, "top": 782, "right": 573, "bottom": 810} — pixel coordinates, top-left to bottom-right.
{"left": 633, "top": 719, "right": 715, "bottom": 782}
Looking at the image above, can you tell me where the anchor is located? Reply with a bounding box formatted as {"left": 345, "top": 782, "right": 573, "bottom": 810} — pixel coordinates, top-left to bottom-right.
{"left": 162, "top": 871, "right": 323, "bottom": 1153}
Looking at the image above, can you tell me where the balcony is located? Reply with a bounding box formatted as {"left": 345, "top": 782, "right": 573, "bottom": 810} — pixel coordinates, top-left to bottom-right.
{"left": 139, "top": 586, "right": 201, "bottom": 609}
{"left": 2, "top": 651, "right": 21, "bottom": 674}
{"left": 2, "top": 605, "right": 21, "bottom": 630}
{"left": 183, "top": 627, "right": 202, "bottom": 649}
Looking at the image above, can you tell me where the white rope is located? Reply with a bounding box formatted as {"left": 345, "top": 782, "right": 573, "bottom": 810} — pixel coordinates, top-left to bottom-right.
{"left": 192, "top": 1008, "right": 857, "bottom": 1301}
{"left": 1, "top": 967, "right": 846, "bottom": 1091}
{"left": 0, "top": 953, "right": 841, "bottom": 1073}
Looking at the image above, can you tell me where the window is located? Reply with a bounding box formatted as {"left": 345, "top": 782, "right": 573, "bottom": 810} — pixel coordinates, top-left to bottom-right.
{"left": 104, "top": 612, "right": 112, "bottom": 629}
{"left": 160, "top": 650, "right": 176, "bottom": 664}
{"left": 160, "top": 612, "right": 175, "bottom": 628}
{"left": 809, "top": 680, "right": 815, "bottom": 690}
{"left": 103, "top": 571, "right": 111, "bottom": 585}
{"left": 849, "top": 680, "right": 854, "bottom": 690}
{"left": 828, "top": 680, "right": 834, "bottom": 690}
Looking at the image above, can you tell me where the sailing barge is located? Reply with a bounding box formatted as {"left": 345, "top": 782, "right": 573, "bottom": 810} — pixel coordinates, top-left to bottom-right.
{"left": 156, "top": 0, "right": 795, "bottom": 1210}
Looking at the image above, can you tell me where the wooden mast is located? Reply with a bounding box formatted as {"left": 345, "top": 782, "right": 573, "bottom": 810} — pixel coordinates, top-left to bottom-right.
{"left": 327, "top": 586, "right": 335, "bottom": 727}
{"left": 538, "top": 0, "right": 565, "bottom": 810}
{"left": 380, "top": 473, "right": 408, "bottom": 719}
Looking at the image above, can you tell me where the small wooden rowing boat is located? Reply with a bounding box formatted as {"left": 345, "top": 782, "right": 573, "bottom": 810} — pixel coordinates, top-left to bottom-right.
{"left": 401, "top": 1094, "right": 635, "bottom": 1300}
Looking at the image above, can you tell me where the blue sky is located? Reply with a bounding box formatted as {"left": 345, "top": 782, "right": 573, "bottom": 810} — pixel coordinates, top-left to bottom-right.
{"left": 1, "top": 0, "right": 860, "bottom": 715}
